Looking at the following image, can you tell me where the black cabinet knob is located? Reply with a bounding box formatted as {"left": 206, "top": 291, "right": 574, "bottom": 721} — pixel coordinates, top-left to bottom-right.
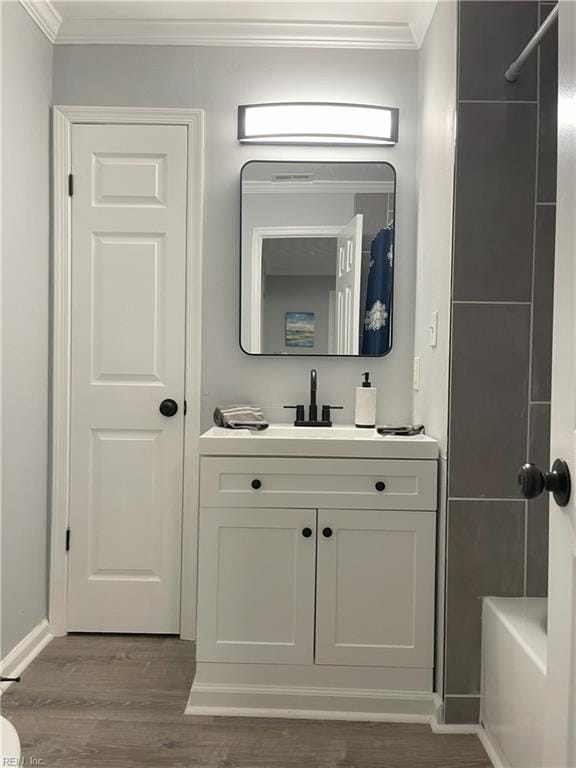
{"left": 159, "top": 398, "right": 178, "bottom": 417}
{"left": 251, "top": 479, "right": 262, "bottom": 490}
{"left": 302, "top": 527, "right": 313, "bottom": 538}
{"left": 322, "top": 527, "right": 333, "bottom": 538}
{"left": 375, "top": 481, "right": 386, "bottom": 492}
{"left": 518, "top": 459, "right": 571, "bottom": 507}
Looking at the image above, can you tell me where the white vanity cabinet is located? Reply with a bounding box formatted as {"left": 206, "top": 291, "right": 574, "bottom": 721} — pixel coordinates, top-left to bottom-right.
{"left": 190, "top": 435, "right": 439, "bottom": 719}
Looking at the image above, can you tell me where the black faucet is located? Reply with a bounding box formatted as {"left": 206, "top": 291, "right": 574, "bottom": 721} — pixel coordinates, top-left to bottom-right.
{"left": 309, "top": 369, "right": 318, "bottom": 422}
{"left": 284, "top": 369, "right": 343, "bottom": 427}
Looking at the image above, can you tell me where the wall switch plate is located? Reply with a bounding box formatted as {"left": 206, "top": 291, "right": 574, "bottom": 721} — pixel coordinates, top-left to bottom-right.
{"left": 429, "top": 311, "right": 438, "bottom": 348}
{"left": 413, "top": 357, "right": 421, "bottom": 391}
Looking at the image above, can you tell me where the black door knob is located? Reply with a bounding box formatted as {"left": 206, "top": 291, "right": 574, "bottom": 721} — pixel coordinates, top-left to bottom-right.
{"left": 251, "top": 479, "right": 262, "bottom": 490}
{"left": 518, "top": 459, "right": 571, "bottom": 507}
{"left": 159, "top": 398, "right": 178, "bottom": 417}
{"left": 302, "top": 527, "right": 313, "bottom": 538}
{"left": 375, "top": 481, "right": 386, "bottom": 492}
{"left": 322, "top": 527, "right": 333, "bottom": 538}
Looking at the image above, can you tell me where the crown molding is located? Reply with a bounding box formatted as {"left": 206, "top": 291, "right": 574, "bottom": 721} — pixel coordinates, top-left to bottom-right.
{"left": 243, "top": 180, "right": 395, "bottom": 195}
{"left": 18, "top": 0, "right": 429, "bottom": 49}
{"left": 19, "top": 0, "right": 61, "bottom": 43}
{"left": 54, "top": 18, "right": 417, "bottom": 49}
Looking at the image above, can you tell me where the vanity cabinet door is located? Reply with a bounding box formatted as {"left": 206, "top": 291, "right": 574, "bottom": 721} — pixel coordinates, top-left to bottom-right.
{"left": 315, "top": 509, "right": 435, "bottom": 668}
{"left": 196, "top": 507, "right": 316, "bottom": 664}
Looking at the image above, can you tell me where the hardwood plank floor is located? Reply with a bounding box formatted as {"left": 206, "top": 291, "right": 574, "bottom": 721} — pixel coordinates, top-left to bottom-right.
{"left": 1, "top": 636, "right": 492, "bottom": 768}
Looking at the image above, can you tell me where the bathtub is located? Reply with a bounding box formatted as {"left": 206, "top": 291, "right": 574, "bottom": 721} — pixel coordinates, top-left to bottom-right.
{"left": 481, "top": 597, "right": 547, "bottom": 768}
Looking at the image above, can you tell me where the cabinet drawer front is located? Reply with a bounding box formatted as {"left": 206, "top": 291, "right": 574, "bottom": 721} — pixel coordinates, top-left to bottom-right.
{"left": 201, "top": 457, "right": 437, "bottom": 510}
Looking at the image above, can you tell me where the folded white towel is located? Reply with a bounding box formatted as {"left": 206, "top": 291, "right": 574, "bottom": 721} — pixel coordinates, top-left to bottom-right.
{"left": 213, "top": 405, "right": 269, "bottom": 431}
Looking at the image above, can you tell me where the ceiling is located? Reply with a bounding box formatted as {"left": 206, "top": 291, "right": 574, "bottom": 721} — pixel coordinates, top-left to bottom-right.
{"left": 21, "top": 0, "right": 438, "bottom": 48}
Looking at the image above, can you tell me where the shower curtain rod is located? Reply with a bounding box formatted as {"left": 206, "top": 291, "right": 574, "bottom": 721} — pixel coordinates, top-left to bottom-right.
{"left": 505, "top": 3, "right": 558, "bottom": 82}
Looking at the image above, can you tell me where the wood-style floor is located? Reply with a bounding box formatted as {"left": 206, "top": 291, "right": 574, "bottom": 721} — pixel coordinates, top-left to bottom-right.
{"left": 2, "top": 636, "right": 491, "bottom": 767}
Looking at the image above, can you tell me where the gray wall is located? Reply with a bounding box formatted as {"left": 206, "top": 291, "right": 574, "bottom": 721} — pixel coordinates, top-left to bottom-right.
{"left": 53, "top": 45, "right": 419, "bottom": 427}
{"left": 1, "top": 2, "right": 53, "bottom": 656}
{"left": 443, "top": 0, "right": 557, "bottom": 724}
{"left": 263, "top": 276, "right": 332, "bottom": 355}
{"left": 412, "top": 0, "right": 458, "bottom": 700}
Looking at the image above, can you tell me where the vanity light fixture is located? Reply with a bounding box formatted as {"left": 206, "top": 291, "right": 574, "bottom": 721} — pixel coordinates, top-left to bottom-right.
{"left": 237, "top": 102, "right": 399, "bottom": 146}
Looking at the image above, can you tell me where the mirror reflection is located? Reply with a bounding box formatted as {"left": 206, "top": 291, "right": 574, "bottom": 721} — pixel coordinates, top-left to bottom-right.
{"left": 240, "top": 161, "right": 395, "bottom": 356}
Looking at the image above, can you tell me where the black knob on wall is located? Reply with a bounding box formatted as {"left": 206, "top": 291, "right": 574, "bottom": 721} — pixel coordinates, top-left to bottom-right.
{"left": 159, "top": 398, "right": 178, "bottom": 417}
{"left": 375, "top": 481, "right": 386, "bottom": 492}
{"left": 302, "top": 527, "right": 313, "bottom": 538}
{"left": 322, "top": 527, "right": 333, "bottom": 538}
{"left": 251, "top": 479, "right": 262, "bottom": 490}
{"left": 518, "top": 458, "right": 571, "bottom": 507}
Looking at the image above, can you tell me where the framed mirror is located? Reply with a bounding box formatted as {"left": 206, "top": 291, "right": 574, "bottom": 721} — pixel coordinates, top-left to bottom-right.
{"left": 240, "top": 161, "right": 396, "bottom": 356}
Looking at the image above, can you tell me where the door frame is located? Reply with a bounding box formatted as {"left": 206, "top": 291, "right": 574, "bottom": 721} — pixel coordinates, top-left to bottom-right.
{"left": 49, "top": 106, "right": 204, "bottom": 639}
{"left": 248, "top": 224, "right": 341, "bottom": 353}
{"left": 544, "top": 2, "right": 576, "bottom": 762}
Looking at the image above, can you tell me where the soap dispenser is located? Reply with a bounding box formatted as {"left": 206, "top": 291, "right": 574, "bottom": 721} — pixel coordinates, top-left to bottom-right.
{"left": 355, "top": 372, "right": 377, "bottom": 428}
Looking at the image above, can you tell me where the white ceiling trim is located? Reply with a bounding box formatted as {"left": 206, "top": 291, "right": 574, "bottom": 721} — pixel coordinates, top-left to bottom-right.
{"left": 243, "top": 180, "right": 395, "bottom": 195}
{"left": 19, "top": 0, "right": 436, "bottom": 49}
{"left": 19, "top": 0, "right": 62, "bottom": 43}
{"left": 54, "top": 18, "right": 417, "bottom": 48}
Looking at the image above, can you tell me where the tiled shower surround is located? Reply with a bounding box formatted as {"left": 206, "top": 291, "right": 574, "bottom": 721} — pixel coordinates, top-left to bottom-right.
{"left": 443, "top": 0, "right": 557, "bottom": 724}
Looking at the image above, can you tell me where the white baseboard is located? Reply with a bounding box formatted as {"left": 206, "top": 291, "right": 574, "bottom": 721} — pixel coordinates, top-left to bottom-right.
{"left": 187, "top": 680, "right": 435, "bottom": 721}
{"left": 0, "top": 619, "right": 52, "bottom": 695}
{"left": 477, "top": 725, "right": 510, "bottom": 768}
{"left": 430, "top": 717, "right": 480, "bottom": 735}
{"left": 429, "top": 693, "right": 482, "bottom": 735}
{"left": 186, "top": 703, "right": 432, "bottom": 723}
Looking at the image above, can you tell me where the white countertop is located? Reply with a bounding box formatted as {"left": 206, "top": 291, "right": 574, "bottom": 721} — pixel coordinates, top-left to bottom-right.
{"left": 199, "top": 424, "right": 438, "bottom": 460}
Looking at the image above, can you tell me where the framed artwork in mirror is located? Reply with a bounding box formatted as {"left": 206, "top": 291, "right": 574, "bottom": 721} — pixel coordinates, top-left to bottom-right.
{"left": 285, "top": 312, "right": 315, "bottom": 348}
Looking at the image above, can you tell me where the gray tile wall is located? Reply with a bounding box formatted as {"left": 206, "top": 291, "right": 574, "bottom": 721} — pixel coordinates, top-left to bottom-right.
{"left": 443, "top": 0, "right": 557, "bottom": 723}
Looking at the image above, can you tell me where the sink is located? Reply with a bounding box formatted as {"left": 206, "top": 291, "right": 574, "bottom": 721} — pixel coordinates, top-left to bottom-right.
{"left": 199, "top": 424, "right": 438, "bottom": 459}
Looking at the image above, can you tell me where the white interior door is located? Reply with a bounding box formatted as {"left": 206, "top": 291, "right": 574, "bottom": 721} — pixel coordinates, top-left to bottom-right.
{"left": 315, "top": 509, "right": 435, "bottom": 667}
{"left": 67, "top": 123, "right": 187, "bottom": 633}
{"left": 196, "top": 507, "right": 316, "bottom": 664}
{"left": 544, "top": 4, "right": 576, "bottom": 764}
{"left": 334, "top": 214, "right": 363, "bottom": 355}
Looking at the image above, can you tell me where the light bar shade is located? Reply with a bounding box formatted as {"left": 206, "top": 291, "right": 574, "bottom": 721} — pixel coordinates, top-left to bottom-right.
{"left": 238, "top": 102, "right": 399, "bottom": 146}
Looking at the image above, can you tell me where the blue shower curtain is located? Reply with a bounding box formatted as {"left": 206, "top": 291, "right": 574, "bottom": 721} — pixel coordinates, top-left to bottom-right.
{"left": 361, "top": 226, "right": 393, "bottom": 356}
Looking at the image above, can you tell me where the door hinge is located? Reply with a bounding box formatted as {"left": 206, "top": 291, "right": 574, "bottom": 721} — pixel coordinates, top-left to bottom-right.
{"left": 65, "top": 528, "right": 71, "bottom": 552}
{"left": 68, "top": 174, "right": 74, "bottom": 197}
{"left": 184, "top": 400, "right": 187, "bottom": 415}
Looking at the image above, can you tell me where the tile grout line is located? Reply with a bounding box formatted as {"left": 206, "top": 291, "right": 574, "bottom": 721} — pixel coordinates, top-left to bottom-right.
{"left": 441, "top": 0, "right": 463, "bottom": 705}
{"left": 444, "top": 694, "right": 481, "bottom": 698}
{"left": 452, "top": 300, "right": 531, "bottom": 305}
{"left": 459, "top": 99, "right": 538, "bottom": 104}
{"left": 448, "top": 497, "right": 525, "bottom": 503}
{"left": 441, "top": 0, "right": 467, "bottom": 702}
{"left": 523, "top": 10, "right": 543, "bottom": 597}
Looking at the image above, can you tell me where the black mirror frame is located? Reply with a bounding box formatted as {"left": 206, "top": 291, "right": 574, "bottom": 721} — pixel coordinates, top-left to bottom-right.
{"left": 239, "top": 159, "right": 396, "bottom": 358}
